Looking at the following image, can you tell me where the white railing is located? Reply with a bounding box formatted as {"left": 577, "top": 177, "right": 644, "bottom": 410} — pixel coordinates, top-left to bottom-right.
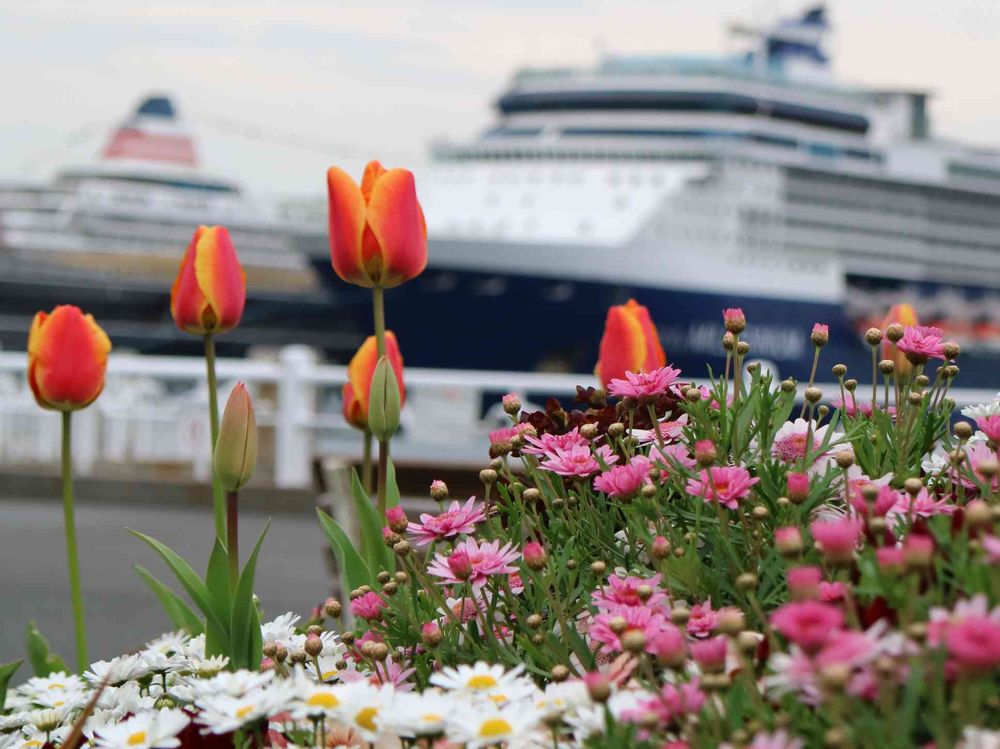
{"left": 0, "top": 347, "right": 995, "bottom": 489}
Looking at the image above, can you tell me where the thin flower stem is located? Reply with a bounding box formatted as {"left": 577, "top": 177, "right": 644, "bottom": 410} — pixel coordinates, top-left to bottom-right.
{"left": 376, "top": 439, "right": 389, "bottom": 520}
{"left": 204, "top": 333, "right": 225, "bottom": 540}
{"left": 798, "top": 346, "right": 820, "bottom": 419}
{"left": 371, "top": 286, "right": 387, "bottom": 357}
{"left": 61, "top": 411, "right": 88, "bottom": 672}
{"left": 361, "top": 430, "right": 373, "bottom": 494}
{"left": 227, "top": 491, "right": 239, "bottom": 590}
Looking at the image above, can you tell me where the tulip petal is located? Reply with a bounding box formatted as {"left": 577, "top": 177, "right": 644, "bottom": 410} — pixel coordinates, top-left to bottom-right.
{"left": 170, "top": 231, "right": 212, "bottom": 334}
{"left": 365, "top": 168, "right": 427, "bottom": 288}
{"left": 327, "top": 167, "right": 370, "bottom": 286}
{"left": 346, "top": 331, "right": 406, "bottom": 422}
{"left": 193, "top": 226, "right": 246, "bottom": 332}
{"left": 360, "top": 160, "right": 388, "bottom": 203}
{"left": 597, "top": 305, "right": 648, "bottom": 386}
{"left": 630, "top": 299, "right": 666, "bottom": 370}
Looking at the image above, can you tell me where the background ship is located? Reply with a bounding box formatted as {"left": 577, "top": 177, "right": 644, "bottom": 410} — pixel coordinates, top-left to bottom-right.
{"left": 2, "top": 5, "right": 1000, "bottom": 387}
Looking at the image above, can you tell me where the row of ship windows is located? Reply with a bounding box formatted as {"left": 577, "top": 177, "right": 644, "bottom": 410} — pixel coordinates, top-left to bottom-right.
{"left": 786, "top": 218, "right": 1000, "bottom": 252}
{"left": 483, "top": 127, "right": 881, "bottom": 163}
{"left": 786, "top": 190, "right": 1000, "bottom": 229}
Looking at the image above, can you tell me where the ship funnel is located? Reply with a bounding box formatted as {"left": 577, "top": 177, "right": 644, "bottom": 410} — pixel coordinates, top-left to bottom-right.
{"left": 101, "top": 94, "right": 198, "bottom": 167}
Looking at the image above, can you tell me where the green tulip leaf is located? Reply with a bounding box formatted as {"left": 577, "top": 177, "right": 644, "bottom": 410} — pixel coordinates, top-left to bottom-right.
{"left": 25, "top": 622, "right": 68, "bottom": 677}
{"left": 133, "top": 566, "right": 204, "bottom": 635}
{"left": 230, "top": 521, "right": 270, "bottom": 671}
{"left": 351, "top": 469, "right": 395, "bottom": 577}
{"left": 0, "top": 659, "right": 21, "bottom": 711}
{"left": 316, "top": 507, "right": 371, "bottom": 591}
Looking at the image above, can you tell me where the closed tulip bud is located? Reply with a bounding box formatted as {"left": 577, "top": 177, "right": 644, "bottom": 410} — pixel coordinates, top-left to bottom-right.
{"left": 595, "top": 299, "right": 666, "bottom": 387}
{"left": 367, "top": 356, "right": 401, "bottom": 441}
{"left": 170, "top": 226, "right": 246, "bottom": 335}
{"left": 327, "top": 161, "right": 427, "bottom": 288}
{"left": 213, "top": 383, "right": 257, "bottom": 492}
{"left": 28, "top": 305, "right": 111, "bottom": 411}
{"left": 344, "top": 332, "right": 405, "bottom": 432}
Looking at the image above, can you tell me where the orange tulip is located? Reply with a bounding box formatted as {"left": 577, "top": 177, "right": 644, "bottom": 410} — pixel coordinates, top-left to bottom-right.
{"left": 882, "top": 303, "right": 919, "bottom": 376}
{"left": 170, "top": 226, "right": 246, "bottom": 335}
{"left": 342, "top": 331, "right": 405, "bottom": 431}
{"left": 327, "top": 160, "right": 427, "bottom": 288}
{"left": 28, "top": 305, "right": 111, "bottom": 411}
{"left": 595, "top": 299, "right": 666, "bottom": 387}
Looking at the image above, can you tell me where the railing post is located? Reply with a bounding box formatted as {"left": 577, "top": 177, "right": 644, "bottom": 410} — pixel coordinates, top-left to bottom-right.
{"left": 275, "top": 345, "right": 318, "bottom": 488}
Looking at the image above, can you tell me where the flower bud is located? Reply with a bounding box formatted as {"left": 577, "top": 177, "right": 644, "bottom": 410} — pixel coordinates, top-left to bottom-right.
{"left": 621, "top": 630, "right": 647, "bottom": 654}
{"left": 691, "top": 636, "right": 727, "bottom": 673}
{"left": 695, "top": 440, "right": 717, "bottom": 467}
{"left": 787, "top": 472, "right": 810, "bottom": 504}
{"left": 386, "top": 505, "right": 408, "bottom": 533}
{"left": 886, "top": 323, "right": 904, "bottom": 343}
{"left": 775, "top": 526, "right": 803, "bottom": 558}
{"left": 447, "top": 548, "right": 473, "bottom": 580}
{"left": 651, "top": 535, "right": 671, "bottom": 559}
{"left": 551, "top": 665, "right": 570, "bottom": 682}
{"left": 367, "top": 356, "right": 402, "bottom": 441}
{"left": 943, "top": 340, "right": 960, "bottom": 360}
{"left": 304, "top": 634, "right": 324, "bottom": 657}
{"left": 213, "top": 383, "right": 257, "bottom": 492}
{"left": 835, "top": 451, "right": 854, "bottom": 469}
{"left": 737, "top": 341, "right": 750, "bottom": 355}
{"left": 811, "top": 323, "right": 829, "bottom": 347}
{"left": 832, "top": 364, "right": 847, "bottom": 378}
{"left": 651, "top": 625, "right": 687, "bottom": 667}
{"left": 393, "top": 540, "right": 412, "bottom": 557}
{"left": 523, "top": 541, "right": 548, "bottom": 571}
{"left": 421, "top": 621, "right": 443, "bottom": 647}
{"left": 780, "top": 378, "right": 797, "bottom": 393}
{"left": 953, "top": 421, "right": 973, "bottom": 441}
{"left": 723, "top": 308, "right": 746, "bottom": 334}
{"left": 324, "top": 598, "right": 342, "bottom": 618}
{"left": 429, "top": 480, "right": 449, "bottom": 502}
{"left": 804, "top": 387, "right": 822, "bottom": 404}
{"left": 584, "top": 672, "right": 611, "bottom": 703}
{"left": 844, "top": 378, "right": 858, "bottom": 392}
{"left": 590, "top": 560, "right": 607, "bottom": 576}
{"left": 864, "top": 328, "right": 883, "bottom": 346}
{"left": 502, "top": 393, "right": 521, "bottom": 416}
{"left": 966, "top": 500, "right": 992, "bottom": 530}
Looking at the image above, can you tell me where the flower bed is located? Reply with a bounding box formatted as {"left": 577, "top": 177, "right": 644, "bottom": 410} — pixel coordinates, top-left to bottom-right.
{"left": 2, "top": 161, "right": 998, "bottom": 749}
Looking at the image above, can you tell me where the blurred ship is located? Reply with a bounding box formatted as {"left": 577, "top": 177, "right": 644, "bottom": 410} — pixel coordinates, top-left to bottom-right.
{"left": 0, "top": 96, "right": 346, "bottom": 354}
{"left": 333, "top": 4, "right": 999, "bottom": 385}
{"left": 3, "top": 6, "right": 1000, "bottom": 388}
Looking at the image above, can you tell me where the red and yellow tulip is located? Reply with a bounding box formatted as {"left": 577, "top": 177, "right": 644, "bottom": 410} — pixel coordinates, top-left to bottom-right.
{"left": 327, "top": 161, "right": 427, "bottom": 289}
{"left": 882, "top": 303, "right": 919, "bottom": 376}
{"left": 28, "top": 305, "right": 111, "bottom": 411}
{"left": 342, "top": 331, "right": 405, "bottom": 431}
{"left": 596, "top": 299, "right": 666, "bottom": 387}
{"left": 170, "top": 226, "right": 246, "bottom": 335}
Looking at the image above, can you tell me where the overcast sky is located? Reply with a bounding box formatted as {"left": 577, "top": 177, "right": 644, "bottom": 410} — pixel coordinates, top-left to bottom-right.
{"left": 2, "top": 1, "right": 999, "bottom": 197}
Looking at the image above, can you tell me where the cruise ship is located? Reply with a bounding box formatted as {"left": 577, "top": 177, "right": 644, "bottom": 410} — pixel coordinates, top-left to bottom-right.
{"left": 341, "top": 4, "right": 1000, "bottom": 384}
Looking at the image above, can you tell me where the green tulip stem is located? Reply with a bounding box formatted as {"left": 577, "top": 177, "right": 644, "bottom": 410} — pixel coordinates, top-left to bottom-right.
{"left": 362, "top": 430, "right": 373, "bottom": 495}
{"left": 61, "top": 410, "right": 88, "bottom": 673}
{"left": 203, "top": 333, "right": 225, "bottom": 540}
{"left": 226, "top": 491, "right": 239, "bottom": 591}
{"left": 371, "top": 285, "right": 389, "bottom": 519}
{"left": 377, "top": 439, "right": 389, "bottom": 520}
{"left": 371, "top": 286, "right": 386, "bottom": 357}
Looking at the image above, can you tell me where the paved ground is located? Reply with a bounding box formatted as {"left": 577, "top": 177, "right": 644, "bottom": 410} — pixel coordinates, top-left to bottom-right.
{"left": 0, "top": 498, "right": 336, "bottom": 677}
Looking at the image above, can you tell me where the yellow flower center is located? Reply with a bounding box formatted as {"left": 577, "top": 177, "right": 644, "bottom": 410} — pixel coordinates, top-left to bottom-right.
{"left": 23, "top": 741, "right": 43, "bottom": 748}
{"left": 466, "top": 674, "right": 497, "bottom": 689}
{"left": 321, "top": 670, "right": 339, "bottom": 681}
{"left": 421, "top": 713, "right": 443, "bottom": 723}
{"left": 479, "top": 718, "right": 512, "bottom": 738}
{"left": 47, "top": 684, "right": 65, "bottom": 690}
{"left": 355, "top": 707, "right": 378, "bottom": 731}
{"left": 127, "top": 731, "right": 147, "bottom": 746}
{"left": 235, "top": 705, "right": 254, "bottom": 719}
{"left": 489, "top": 693, "right": 507, "bottom": 704}
{"left": 307, "top": 693, "right": 339, "bottom": 709}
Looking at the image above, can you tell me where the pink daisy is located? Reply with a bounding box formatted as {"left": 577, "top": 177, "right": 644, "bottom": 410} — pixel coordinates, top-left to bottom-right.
{"left": 771, "top": 419, "right": 829, "bottom": 463}
{"left": 593, "top": 456, "right": 652, "bottom": 498}
{"left": 686, "top": 598, "right": 740, "bottom": 638}
{"left": 589, "top": 605, "right": 671, "bottom": 655}
{"left": 650, "top": 443, "right": 696, "bottom": 476}
{"left": 686, "top": 466, "right": 759, "bottom": 509}
{"left": 607, "top": 365, "right": 683, "bottom": 399}
{"left": 975, "top": 414, "right": 1000, "bottom": 443}
{"left": 897, "top": 325, "right": 946, "bottom": 363}
{"left": 592, "top": 573, "right": 669, "bottom": 611}
{"left": 539, "top": 443, "right": 618, "bottom": 478}
{"left": 886, "top": 488, "right": 956, "bottom": 521}
{"left": 770, "top": 601, "right": 843, "bottom": 653}
{"left": 407, "top": 497, "right": 486, "bottom": 546}
{"left": 426, "top": 537, "right": 521, "bottom": 589}
{"left": 521, "top": 428, "right": 588, "bottom": 458}
{"left": 349, "top": 591, "right": 386, "bottom": 620}
{"left": 488, "top": 422, "right": 530, "bottom": 446}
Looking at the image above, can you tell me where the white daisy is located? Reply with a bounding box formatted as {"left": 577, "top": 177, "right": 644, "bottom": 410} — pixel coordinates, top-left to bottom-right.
{"left": 445, "top": 704, "right": 542, "bottom": 749}
{"left": 961, "top": 395, "right": 1000, "bottom": 420}
{"left": 85, "top": 654, "right": 149, "bottom": 685}
{"left": 176, "top": 634, "right": 206, "bottom": 660}
{"left": 195, "top": 681, "right": 293, "bottom": 735}
{"left": 182, "top": 655, "right": 230, "bottom": 678}
{"left": 187, "top": 669, "right": 274, "bottom": 699}
{"left": 376, "top": 689, "right": 454, "bottom": 738}
{"left": 331, "top": 682, "right": 391, "bottom": 742}
{"left": 288, "top": 669, "right": 344, "bottom": 720}
{"left": 26, "top": 706, "right": 74, "bottom": 733}
{"left": 15, "top": 725, "right": 71, "bottom": 749}
{"left": 18, "top": 673, "right": 87, "bottom": 702}
{"left": 429, "top": 662, "right": 526, "bottom": 697}
{"left": 260, "top": 613, "right": 300, "bottom": 646}
{"left": 564, "top": 703, "right": 606, "bottom": 742}
{"left": 532, "top": 680, "right": 590, "bottom": 719}
{"left": 92, "top": 708, "right": 189, "bottom": 749}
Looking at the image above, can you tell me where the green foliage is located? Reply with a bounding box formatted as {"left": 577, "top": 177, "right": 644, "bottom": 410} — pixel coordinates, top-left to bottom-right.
{"left": 129, "top": 523, "right": 269, "bottom": 669}
{"left": 0, "top": 660, "right": 20, "bottom": 711}
{"left": 25, "top": 622, "right": 68, "bottom": 677}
